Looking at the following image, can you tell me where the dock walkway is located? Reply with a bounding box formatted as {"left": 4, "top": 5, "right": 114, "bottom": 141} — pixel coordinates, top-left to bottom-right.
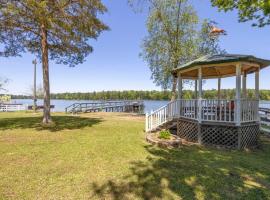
{"left": 65, "top": 100, "right": 144, "bottom": 114}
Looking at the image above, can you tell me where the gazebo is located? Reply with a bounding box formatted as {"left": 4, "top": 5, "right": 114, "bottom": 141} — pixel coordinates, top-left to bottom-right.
{"left": 145, "top": 54, "right": 270, "bottom": 149}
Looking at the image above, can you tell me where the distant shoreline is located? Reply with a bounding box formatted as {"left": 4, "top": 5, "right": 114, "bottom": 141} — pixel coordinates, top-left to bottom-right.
{"left": 5, "top": 89, "right": 270, "bottom": 101}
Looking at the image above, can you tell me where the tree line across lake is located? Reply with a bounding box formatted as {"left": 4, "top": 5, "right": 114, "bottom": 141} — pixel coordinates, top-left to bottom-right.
{"left": 10, "top": 89, "right": 270, "bottom": 101}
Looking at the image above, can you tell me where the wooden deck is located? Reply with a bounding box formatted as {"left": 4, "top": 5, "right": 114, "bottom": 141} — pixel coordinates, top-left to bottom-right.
{"left": 145, "top": 99, "right": 259, "bottom": 132}
{"left": 28, "top": 105, "right": 55, "bottom": 110}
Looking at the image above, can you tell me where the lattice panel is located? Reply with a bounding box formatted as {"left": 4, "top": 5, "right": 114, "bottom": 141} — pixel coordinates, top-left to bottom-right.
{"left": 201, "top": 125, "right": 238, "bottom": 148}
{"left": 177, "top": 120, "right": 198, "bottom": 142}
{"left": 240, "top": 124, "right": 260, "bottom": 149}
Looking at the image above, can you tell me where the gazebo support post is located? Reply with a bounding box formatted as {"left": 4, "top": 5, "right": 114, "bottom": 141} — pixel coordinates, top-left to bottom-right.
{"left": 242, "top": 72, "right": 247, "bottom": 98}
{"left": 218, "top": 78, "right": 221, "bottom": 119}
{"left": 198, "top": 67, "right": 202, "bottom": 144}
{"left": 195, "top": 80, "right": 198, "bottom": 99}
{"left": 235, "top": 63, "right": 242, "bottom": 126}
{"left": 218, "top": 78, "right": 221, "bottom": 100}
{"left": 255, "top": 69, "right": 260, "bottom": 121}
{"left": 255, "top": 69, "right": 259, "bottom": 100}
{"left": 178, "top": 73, "right": 182, "bottom": 117}
{"left": 178, "top": 73, "right": 182, "bottom": 99}
{"left": 194, "top": 79, "right": 198, "bottom": 118}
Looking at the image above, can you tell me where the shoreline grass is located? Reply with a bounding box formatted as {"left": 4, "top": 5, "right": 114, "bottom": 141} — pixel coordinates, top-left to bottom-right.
{"left": 0, "top": 112, "right": 270, "bottom": 199}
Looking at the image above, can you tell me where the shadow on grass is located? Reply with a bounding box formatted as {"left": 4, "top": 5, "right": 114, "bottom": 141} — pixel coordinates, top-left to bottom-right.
{"left": 91, "top": 137, "right": 270, "bottom": 199}
{"left": 0, "top": 116, "right": 102, "bottom": 132}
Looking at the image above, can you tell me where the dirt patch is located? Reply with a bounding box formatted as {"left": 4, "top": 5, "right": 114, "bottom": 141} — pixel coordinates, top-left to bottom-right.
{"left": 79, "top": 112, "right": 145, "bottom": 122}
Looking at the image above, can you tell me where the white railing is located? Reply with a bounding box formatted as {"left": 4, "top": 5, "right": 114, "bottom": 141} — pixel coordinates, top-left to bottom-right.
{"left": 0, "top": 104, "right": 27, "bottom": 112}
{"left": 201, "top": 99, "right": 235, "bottom": 122}
{"left": 200, "top": 99, "right": 259, "bottom": 123}
{"left": 145, "top": 100, "right": 179, "bottom": 132}
{"left": 167, "top": 100, "right": 180, "bottom": 119}
{"left": 241, "top": 99, "right": 259, "bottom": 122}
{"left": 145, "top": 99, "right": 259, "bottom": 132}
{"left": 180, "top": 99, "right": 198, "bottom": 120}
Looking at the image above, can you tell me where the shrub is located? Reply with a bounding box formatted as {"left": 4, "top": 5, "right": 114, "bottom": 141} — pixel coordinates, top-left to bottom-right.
{"left": 158, "top": 130, "right": 171, "bottom": 140}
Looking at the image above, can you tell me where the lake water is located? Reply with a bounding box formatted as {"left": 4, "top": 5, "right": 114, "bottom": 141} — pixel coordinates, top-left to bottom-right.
{"left": 11, "top": 99, "right": 270, "bottom": 114}
{"left": 11, "top": 99, "right": 169, "bottom": 113}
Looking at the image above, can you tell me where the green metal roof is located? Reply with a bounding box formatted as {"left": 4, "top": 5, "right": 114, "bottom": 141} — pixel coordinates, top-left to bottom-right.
{"left": 172, "top": 54, "right": 270, "bottom": 73}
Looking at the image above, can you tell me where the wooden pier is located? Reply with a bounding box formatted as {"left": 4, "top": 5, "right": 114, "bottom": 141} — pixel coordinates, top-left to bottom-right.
{"left": 28, "top": 105, "right": 55, "bottom": 110}
{"left": 259, "top": 107, "right": 270, "bottom": 132}
{"left": 65, "top": 100, "right": 144, "bottom": 114}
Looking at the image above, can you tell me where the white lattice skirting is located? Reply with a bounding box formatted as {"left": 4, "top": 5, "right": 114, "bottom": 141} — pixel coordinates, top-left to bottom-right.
{"left": 177, "top": 119, "right": 260, "bottom": 149}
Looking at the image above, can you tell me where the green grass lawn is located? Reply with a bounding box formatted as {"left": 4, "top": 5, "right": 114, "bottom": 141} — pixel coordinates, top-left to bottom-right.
{"left": 0, "top": 112, "right": 270, "bottom": 200}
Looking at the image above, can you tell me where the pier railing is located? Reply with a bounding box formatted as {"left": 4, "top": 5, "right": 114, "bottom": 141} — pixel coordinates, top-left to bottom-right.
{"left": 65, "top": 100, "right": 144, "bottom": 114}
{"left": 146, "top": 99, "right": 259, "bottom": 132}
{"left": 259, "top": 104, "right": 270, "bottom": 132}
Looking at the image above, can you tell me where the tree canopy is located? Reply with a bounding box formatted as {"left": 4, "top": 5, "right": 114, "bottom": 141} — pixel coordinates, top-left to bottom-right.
{"left": 211, "top": 0, "right": 270, "bottom": 27}
{"left": 0, "top": 0, "right": 108, "bottom": 123}
{"left": 140, "top": 0, "right": 198, "bottom": 90}
{"left": 9, "top": 89, "right": 269, "bottom": 101}
{"left": 131, "top": 0, "right": 224, "bottom": 99}
{"left": 0, "top": 0, "right": 108, "bottom": 65}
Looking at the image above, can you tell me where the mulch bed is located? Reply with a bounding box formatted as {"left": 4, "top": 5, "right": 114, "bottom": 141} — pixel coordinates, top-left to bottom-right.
{"left": 146, "top": 132, "right": 182, "bottom": 148}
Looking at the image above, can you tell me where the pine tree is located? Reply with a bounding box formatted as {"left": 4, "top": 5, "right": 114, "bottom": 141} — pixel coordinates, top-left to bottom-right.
{"left": 0, "top": 0, "right": 108, "bottom": 123}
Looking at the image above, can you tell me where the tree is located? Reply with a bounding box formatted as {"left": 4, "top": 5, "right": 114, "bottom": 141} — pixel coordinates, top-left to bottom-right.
{"left": 211, "top": 0, "right": 270, "bottom": 27}
{"left": 0, "top": 95, "right": 11, "bottom": 103}
{"left": 137, "top": 0, "right": 199, "bottom": 100}
{"left": 131, "top": 0, "right": 224, "bottom": 100}
{"left": 0, "top": 1, "right": 108, "bottom": 124}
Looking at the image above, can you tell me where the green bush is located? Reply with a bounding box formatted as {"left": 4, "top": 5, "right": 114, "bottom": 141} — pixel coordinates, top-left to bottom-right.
{"left": 158, "top": 130, "right": 171, "bottom": 140}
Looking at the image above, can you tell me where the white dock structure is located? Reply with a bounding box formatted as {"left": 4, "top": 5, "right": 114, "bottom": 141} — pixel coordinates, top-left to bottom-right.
{"left": 0, "top": 104, "right": 27, "bottom": 112}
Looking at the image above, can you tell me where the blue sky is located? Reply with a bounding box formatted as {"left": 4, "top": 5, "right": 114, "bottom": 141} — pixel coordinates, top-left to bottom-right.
{"left": 1, "top": 0, "right": 270, "bottom": 95}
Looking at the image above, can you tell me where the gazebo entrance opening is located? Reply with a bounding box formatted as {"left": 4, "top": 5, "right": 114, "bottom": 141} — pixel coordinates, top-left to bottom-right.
{"left": 146, "top": 54, "right": 270, "bottom": 149}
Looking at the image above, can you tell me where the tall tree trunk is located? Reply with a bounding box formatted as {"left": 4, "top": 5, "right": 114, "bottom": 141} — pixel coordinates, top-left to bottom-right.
{"left": 33, "top": 59, "right": 37, "bottom": 112}
{"left": 171, "top": 76, "right": 177, "bottom": 101}
{"left": 41, "top": 24, "right": 52, "bottom": 124}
